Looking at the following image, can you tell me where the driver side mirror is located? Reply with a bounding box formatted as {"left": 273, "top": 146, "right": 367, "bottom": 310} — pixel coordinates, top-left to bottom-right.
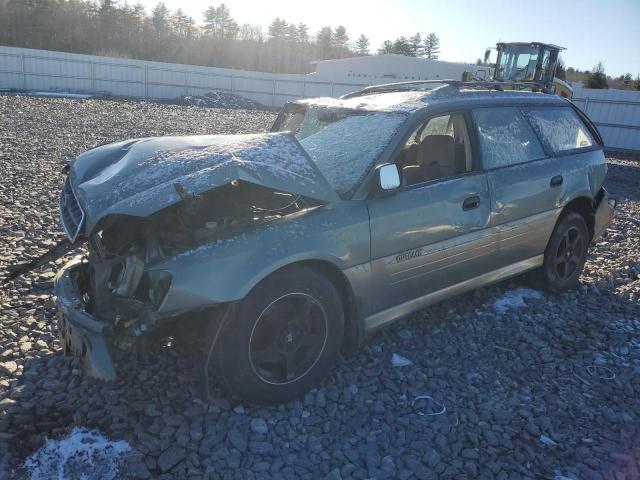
{"left": 378, "top": 163, "right": 401, "bottom": 191}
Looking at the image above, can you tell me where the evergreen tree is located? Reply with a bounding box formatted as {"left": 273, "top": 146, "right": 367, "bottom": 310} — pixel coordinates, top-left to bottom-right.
{"left": 333, "top": 25, "right": 349, "bottom": 50}
{"left": 392, "top": 37, "right": 413, "bottom": 56}
{"left": 172, "top": 9, "right": 195, "bottom": 39}
{"left": 296, "top": 23, "right": 309, "bottom": 43}
{"left": 423, "top": 33, "right": 440, "bottom": 59}
{"left": 355, "top": 34, "right": 370, "bottom": 55}
{"left": 151, "top": 3, "right": 170, "bottom": 37}
{"left": 587, "top": 62, "right": 608, "bottom": 89}
{"left": 203, "top": 3, "right": 237, "bottom": 39}
{"left": 316, "top": 26, "right": 333, "bottom": 59}
{"left": 202, "top": 5, "right": 216, "bottom": 35}
{"left": 267, "top": 17, "right": 287, "bottom": 40}
{"left": 378, "top": 40, "right": 394, "bottom": 54}
{"left": 409, "top": 33, "right": 422, "bottom": 57}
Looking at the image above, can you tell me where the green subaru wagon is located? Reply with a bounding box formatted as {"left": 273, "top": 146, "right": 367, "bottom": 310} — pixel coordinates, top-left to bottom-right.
{"left": 50, "top": 82, "right": 615, "bottom": 404}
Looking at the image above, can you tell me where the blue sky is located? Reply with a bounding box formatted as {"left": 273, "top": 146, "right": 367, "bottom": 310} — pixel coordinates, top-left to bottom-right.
{"left": 139, "top": 0, "right": 640, "bottom": 76}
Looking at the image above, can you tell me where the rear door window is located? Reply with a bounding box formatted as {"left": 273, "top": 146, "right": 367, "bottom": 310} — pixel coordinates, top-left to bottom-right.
{"left": 524, "top": 107, "right": 594, "bottom": 154}
{"left": 472, "top": 107, "right": 545, "bottom": 169}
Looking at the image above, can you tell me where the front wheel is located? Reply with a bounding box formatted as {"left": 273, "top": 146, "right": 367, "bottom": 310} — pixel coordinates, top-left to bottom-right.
{"left": 536, "top": 212, "right": 590, "bottom": 294}
{"left": 209, "top": 266, "right": 344, "bottom": 405}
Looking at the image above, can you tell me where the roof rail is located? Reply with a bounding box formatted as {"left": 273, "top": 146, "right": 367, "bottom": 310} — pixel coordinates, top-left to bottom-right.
{"left": 340, "top": 80, "right": 548, "bottom": 99}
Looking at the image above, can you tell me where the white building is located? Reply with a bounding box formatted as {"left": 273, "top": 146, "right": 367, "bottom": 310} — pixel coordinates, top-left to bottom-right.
{"left": 309, "top": 54, "right": 487, "bottom": 84}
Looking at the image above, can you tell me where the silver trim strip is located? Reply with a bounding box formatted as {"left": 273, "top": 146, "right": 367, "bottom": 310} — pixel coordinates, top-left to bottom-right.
{"left": 364, "top": 255, "right": 544, "bottom": 331}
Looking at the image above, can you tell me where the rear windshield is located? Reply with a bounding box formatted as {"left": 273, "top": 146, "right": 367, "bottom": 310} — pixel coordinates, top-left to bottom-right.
{"left": 275, "top": 106, "right": 407, "bottom": 196}
{"left": 523, "top": 107, "right": 595, "bottom": 154}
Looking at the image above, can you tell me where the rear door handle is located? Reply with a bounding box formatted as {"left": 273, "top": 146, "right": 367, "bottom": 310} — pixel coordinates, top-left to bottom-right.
{"left": 550, "top": 175, "right": 563, "bottom": 187}
{"left": 462, "top": 195, "right": 480, "bottom": 211}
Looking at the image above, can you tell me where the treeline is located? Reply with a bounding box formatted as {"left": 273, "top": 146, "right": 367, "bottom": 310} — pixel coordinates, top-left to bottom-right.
{"left": 565, "top": 62, "right": 640, "bottom": 90}
{"left": 377, "top": 33, "right": 440, "bottom": 59}
{"left": 0, "top": 0, "right": 399, "bottom": 74}
{"left": 0, "top": 1, "right": 445, "bottom": 74}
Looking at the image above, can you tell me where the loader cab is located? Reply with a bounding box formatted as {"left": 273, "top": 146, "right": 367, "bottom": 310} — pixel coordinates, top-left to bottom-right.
{"left": 491, "top": 42, "right": 564, "bottom": 94}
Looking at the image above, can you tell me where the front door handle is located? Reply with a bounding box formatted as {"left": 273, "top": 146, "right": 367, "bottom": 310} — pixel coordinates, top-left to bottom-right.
{"left": 462, "top": 195, "right": 480, "bottom": 211}
{"left": 550, "top": 175, "right": 563, "bottom": 187}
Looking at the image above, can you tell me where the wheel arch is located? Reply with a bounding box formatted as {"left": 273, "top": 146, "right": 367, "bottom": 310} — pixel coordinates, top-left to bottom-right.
{"left": 253, "top": 259, "right": 365, "bottom": 354}
{"left": 560, "top": 195, "right": 596, "bottom": 240}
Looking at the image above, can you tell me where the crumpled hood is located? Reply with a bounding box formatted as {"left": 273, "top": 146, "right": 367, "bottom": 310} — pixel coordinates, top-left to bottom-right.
{"left": 69, "top": 132, "right": 338, "bottom": 235}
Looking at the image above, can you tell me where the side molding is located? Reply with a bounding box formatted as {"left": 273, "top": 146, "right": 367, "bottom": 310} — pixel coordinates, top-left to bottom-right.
{"left": 364, "top": 255, "right": 544, "bottom": 331}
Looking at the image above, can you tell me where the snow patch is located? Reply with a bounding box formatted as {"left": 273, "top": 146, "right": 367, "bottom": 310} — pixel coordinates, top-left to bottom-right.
{"left": 177, "top": 91, "right": 265, "bottom": 110}
{"left": 29, "top": 91, "right": 93, "bottom": 99}
{"left": 23, "top": 427, "right": 131, "bottom": 480}
{"left": 391, "top": 353, "right": 414, "bottom": 367}
{"left": 489, "top": 288, "right": 544, "bottom": 314}
{"left": 298, "top": 91, "right": 428, "bottom": 113}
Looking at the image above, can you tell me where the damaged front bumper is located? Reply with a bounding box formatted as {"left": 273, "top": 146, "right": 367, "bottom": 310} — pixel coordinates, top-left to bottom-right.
{"left": 55, "top": 259, "right": 117, "bottom": 381}
{"left": 593, "top": 187, "right": 616, "bottom": 241}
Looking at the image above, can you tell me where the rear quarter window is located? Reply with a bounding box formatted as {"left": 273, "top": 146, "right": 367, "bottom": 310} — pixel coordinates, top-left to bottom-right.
{"left": 523, "top": 107, "right": 594, "bottom": 154}
{"left": 472, "top": 107, "right": 545, "bottom": 169}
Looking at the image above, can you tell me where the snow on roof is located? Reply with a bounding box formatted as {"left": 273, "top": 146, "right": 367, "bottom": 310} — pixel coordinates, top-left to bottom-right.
{"left": 298, "top": 85, "right": 565, "bottom": 114}
{"left": 297, "top": 90, "right": 429, "bottom": 113}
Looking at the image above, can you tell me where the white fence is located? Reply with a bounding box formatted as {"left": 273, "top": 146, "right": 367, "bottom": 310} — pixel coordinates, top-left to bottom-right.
{"left": 571, "top": 84, "right": 640, "bottom": 151}
{"left": 0, "top": 46, "right": 368, "bottom": 108}
{"left": 1, "top": 47, "right": 639, "bottom": 151}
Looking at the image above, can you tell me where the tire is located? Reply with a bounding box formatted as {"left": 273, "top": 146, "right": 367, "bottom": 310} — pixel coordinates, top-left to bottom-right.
{"left": 209, "top": 266, "right": 344, "bottom": 405}
{"left": 534, "top": 212, "right": 590, "bottom": 294}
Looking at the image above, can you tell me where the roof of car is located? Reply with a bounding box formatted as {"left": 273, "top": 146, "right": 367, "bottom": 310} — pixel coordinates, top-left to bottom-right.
{"left": 296, "top": 85, "right": 567, "bottom": 114}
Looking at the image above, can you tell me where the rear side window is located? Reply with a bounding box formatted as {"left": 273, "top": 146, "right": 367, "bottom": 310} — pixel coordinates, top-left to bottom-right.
{"left": 472, "top": 107, "right": 545, "bottom": 169}
{"left": 524, "top": 107, "right": 594, "bottom": 154}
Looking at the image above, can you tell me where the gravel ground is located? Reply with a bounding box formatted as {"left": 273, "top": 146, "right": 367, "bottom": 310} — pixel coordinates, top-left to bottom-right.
{"left": 0, "top": 95, "right": 639, "bottom": 480}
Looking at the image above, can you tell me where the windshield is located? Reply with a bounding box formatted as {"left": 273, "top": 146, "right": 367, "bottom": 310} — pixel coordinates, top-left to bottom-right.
{"left": 495, "top": 45, "right": 539, "bottom": 82}
{"left": 275, "top": 106, "right": 407, "bottom": 197}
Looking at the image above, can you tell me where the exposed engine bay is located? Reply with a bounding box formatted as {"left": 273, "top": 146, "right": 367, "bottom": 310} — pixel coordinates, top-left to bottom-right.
{"left": 18, "top": 180, "right": 320, "bottom": 355}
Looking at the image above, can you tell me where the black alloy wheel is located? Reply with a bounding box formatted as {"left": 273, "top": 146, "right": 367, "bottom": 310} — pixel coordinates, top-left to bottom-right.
{"left": 209, "top": 266, "right": 344, "bottom": 404}
{"left": 535, "top": 212, "right": 590, "bottom": 293}
{"left": 249, "top": 292, "right": 328, "bottom": 385}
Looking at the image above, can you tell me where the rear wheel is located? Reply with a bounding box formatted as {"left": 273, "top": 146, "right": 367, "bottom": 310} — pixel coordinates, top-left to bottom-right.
{"left": 535, "top": 212, "right": 589, "bottom": 293}
{"left": 208, "top": 266, "right": 344, "bottom": 405}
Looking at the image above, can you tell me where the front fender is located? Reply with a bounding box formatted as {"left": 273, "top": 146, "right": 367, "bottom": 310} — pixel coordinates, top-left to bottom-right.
{"left": 151, "top": 201, "right": 371, "bottom": 313}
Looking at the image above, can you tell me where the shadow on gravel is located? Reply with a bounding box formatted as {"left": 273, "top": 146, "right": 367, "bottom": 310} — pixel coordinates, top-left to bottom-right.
{"left": 1, "top": 337, "right": 208, "bottom": 478}
{"left": 2, "top": 275, "right": 639, "bottom": 480}
{"left": 606, "top": 161, "right": 640, "bottom": 201}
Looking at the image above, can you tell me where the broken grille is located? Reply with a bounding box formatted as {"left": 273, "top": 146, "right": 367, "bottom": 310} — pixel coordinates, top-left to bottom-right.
{"left": 60, "top": 178, "right": 85, "bottom": 242}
